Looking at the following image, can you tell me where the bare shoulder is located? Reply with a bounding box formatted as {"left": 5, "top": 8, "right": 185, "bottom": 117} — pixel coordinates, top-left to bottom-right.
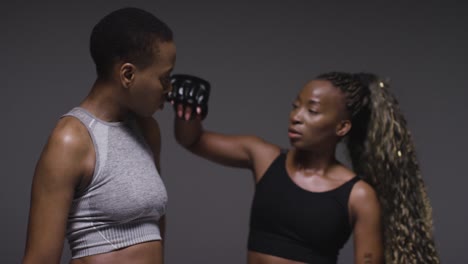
{"left": 34, "top": 116, "right": 93, "bottom": 190}
{"left": 349, "top": 180, "right": 381, "bottom": 219}
{"left": 350, "top": 180, "right": 378, "bottom": 203}
{"left": 46, "top": 116, "right": 92, "bottom": 156}
{"left": 39, "top": 117, "right": 94, "bottom": 172}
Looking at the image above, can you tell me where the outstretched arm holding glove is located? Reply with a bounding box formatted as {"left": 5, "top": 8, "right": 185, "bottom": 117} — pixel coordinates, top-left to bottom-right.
{"left": 169, "top": 73, "right": 279, "bottom": 174}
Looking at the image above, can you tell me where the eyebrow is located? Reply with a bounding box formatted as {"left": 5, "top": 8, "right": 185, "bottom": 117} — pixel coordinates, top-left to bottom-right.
{"left": 294, "top": 97, "right": 320, "bottom": 105}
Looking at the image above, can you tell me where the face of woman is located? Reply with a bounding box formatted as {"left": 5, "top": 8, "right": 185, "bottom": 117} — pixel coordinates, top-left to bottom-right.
{"left": 124, "top": 41, "right": 176, "bottom": 117}
{"left": 288, "top": 79, "right": 350, "bottom": 151}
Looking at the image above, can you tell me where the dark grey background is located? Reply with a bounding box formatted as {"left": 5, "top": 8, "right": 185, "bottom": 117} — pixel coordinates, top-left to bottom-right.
{"left": 1, "top": 1, "right": 466, "bottom": 263}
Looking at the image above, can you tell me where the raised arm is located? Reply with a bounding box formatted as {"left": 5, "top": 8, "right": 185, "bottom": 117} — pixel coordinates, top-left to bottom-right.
{"left": 170, "top": 74, "right": 280, "bottom": 180}
{"left": 23, "top": 117, "right": 93, "bottom": 264}
{"left": 349, "top": 181, "right": 384, "bottom": 264}
{"left": 175, "top": 117, "right": 278, "bottom": 175}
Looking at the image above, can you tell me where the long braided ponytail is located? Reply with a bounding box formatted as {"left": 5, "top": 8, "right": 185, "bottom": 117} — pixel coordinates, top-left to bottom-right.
{"left": 316, "top": 72, "right": 439, "bottom": 263}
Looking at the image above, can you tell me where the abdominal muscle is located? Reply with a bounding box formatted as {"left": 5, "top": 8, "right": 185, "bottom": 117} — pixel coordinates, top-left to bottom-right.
{"left": 70, "top": 241, "right": 163, "bottom": 264}
{"left": 248, "top": 251, "right": 305, "bottom": 264}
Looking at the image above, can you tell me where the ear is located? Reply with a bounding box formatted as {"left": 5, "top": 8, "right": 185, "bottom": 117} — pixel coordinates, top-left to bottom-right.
{"left": 336, "top": 119, "right": 352, "bottom": 137}
{"left": 120, "top": 63, "right": 136, "bottom": 89}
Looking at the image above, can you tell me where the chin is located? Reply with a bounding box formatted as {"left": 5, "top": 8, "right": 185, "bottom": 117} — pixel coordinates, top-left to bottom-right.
{"left": 289, "top": 140, "right": 314, "bottom": 152}
{"left": 289, "top": 139, "right": 303, "bottom": 148}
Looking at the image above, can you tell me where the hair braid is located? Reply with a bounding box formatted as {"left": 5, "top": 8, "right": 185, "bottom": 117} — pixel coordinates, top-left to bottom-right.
{"left": 317, "top": 72, "right": 440, "bottom": 263}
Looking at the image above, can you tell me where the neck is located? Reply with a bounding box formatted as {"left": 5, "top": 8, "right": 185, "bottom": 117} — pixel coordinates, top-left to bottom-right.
{"left": 79, "top": 79, "right": 131, "bottom": 122}
{"left": 290, "top": 146, "right": 338, "bottom": 176}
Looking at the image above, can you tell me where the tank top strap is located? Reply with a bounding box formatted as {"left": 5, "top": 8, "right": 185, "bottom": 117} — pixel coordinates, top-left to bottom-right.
{"left": 333, "top": 175, "right": 362, "bottom": 211}
{"left": 62, "top": 107, "right": 96, "bottom": 128}
{"left": 348, "top": 175, "right": 361, "bottom": 185}
{"left": 256, "top": 150, "right": 287, "bottom": 186}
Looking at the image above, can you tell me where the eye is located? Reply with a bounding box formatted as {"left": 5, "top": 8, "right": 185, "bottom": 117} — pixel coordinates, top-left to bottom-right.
{"left": 291, "top": 103, "right": 299, "bottom": 109}
{"left": 308, "top": 109, "right": 319, "bottom": 114}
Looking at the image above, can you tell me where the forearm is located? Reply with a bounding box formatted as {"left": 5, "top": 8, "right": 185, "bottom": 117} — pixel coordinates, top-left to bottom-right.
{"left": 23, "top": 252, "right": 61, "bottom": 264}
{"left": 174, "top": 118, "right": 203, "bottom": 148}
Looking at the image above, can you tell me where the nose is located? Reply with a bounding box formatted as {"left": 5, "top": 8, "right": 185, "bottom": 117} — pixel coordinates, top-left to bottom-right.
{"left": 290, "top": 108, "right": 303, "bottom": 124}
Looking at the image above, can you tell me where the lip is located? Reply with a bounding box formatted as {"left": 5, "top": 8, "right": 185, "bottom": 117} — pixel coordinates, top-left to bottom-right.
{"left": 288, "top": 127, "right": 302, "bottom": 138}
{"left": 288, "top": 127, "right": 302, "bottom": 134}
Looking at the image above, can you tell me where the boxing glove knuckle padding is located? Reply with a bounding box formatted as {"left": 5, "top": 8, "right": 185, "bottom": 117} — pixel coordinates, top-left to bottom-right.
{"left": 167, "top": 74, "right": 211, "bottom": 120}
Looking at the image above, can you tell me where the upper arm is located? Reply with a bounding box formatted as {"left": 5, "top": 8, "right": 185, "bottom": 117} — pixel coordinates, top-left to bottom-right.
{"left": 190, "top": 131, "right": 280, "bottom": 179}
{"left": 174, "top": 118, "right": 280, "bottom": 180}
{"left": 191, "top": 132, "right": 268, "bottom": 168}
{"left": 349, "top": 181, "right": 384, "bottom": 264}
{"left": 23, "top": 118, "right": 92, "bottom": 264}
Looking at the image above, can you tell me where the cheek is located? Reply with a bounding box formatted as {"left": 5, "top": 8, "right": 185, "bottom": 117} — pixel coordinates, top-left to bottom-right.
{"left": 151, "top": 78, "right": 164, "bottom": 95}
{"left": 141, "top": 78, "right": 162, "bottom": 97}
{"left": 304, "top": 117, "right": 337, "bottom": 136}
{"left": 131, "top": 80, "right": 159, "bottom": 106}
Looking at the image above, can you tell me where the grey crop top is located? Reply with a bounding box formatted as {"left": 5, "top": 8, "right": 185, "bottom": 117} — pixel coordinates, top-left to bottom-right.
{"left": 63, "top": 107, "right": 168, "bottom": 258}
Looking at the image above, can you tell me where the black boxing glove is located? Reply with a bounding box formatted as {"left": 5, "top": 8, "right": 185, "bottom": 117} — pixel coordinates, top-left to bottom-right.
{"left": 167, "top": 74, "right": 211, "bottom": 120}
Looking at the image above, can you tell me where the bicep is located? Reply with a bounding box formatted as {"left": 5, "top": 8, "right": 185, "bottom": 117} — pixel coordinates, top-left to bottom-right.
{"left": 24, "top": 124, "right": 88, "bottom": 263}
{"left": 190, "top": 131, "right": 275, "bottom": 170}
{"left": 174, "top": 117, "right": 280, "bottom": 178}
{"left": 350, "top": 183, "right": 384, "bottom": 264}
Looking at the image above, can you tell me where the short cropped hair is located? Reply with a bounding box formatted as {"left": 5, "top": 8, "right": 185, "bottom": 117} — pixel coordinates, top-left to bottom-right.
{"left": 90, "top": 7, "right": 173, "bottom": 79}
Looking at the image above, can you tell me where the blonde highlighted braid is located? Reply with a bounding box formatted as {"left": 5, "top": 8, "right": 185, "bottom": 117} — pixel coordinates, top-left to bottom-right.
{"left": 317, "top": 72, "right": 440, "bottom": 263}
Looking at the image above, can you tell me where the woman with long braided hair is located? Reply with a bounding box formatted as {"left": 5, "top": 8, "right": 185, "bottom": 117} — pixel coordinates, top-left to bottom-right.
{"left": 170, "top": 72, "right": 439, "bottom": 263}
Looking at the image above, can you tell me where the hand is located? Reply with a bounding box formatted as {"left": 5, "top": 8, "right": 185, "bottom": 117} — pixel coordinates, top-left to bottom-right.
{"left": 167, "top": 74, "right": 211, "bottom": 120}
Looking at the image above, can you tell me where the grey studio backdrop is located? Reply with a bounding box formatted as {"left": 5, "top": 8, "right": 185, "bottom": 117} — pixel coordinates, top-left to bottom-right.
{"left": 1, "top": 1, "right": 466, "bottom": 263}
